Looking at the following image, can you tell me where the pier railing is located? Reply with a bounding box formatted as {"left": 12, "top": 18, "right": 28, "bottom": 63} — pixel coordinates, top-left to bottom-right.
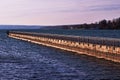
{"left": 9, "top": 31, "right": 120, "bottom": 47}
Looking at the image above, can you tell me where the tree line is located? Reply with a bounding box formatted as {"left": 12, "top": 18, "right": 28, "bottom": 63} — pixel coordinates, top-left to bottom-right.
{"left": 60, "top": 17, "right": 120, "bottom": 29}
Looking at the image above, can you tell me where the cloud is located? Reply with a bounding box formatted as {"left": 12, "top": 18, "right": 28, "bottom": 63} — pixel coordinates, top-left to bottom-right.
{"left": 88, "top": 4, "right": 120, "bottom": 11}
{"left": 0, "top": 0, "right": 119, "bottom": 25}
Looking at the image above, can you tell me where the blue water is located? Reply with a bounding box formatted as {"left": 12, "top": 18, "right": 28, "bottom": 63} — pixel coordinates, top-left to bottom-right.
{"left": 0, "top": 30, "right": 120, "bottom": 80}
{"left": 19, "top": 29, "right": 120, "bottom": 38}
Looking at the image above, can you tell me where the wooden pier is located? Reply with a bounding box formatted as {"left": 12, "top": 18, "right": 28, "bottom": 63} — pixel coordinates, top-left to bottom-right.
{"left": 8, "top": 31, "right": 120, "bottom": 63}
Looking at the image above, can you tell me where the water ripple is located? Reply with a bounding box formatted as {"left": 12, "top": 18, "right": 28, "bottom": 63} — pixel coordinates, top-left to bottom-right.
{"left": 0, "top": 31, "right": 120, "bottom": 80}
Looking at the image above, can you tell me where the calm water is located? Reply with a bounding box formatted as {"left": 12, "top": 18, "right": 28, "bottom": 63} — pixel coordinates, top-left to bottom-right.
{"left": 20, "top": 29, "right": 120, "bottom": 38}
{"left": 0, "top": 30, "right": 120, "bottom": 80}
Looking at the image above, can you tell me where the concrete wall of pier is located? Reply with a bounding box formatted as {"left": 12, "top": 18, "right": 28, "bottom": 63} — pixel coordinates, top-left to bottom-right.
{"left": 8, "top": 31, "right": 120, "bottom": 63}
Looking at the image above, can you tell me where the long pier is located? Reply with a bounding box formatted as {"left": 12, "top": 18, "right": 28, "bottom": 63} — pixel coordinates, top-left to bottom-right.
{"left": 8, "top": 31, "right": 120, "bottom": 63}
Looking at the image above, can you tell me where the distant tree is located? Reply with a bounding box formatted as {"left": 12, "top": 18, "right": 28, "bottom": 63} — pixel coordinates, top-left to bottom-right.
{"left": 99, "top": 19, "right": 107, "bottom": 29}
{"left": 107, "top": 20, "right": 112, "bottom": 29}
{"left": 115, "top": 18, "right": 120, "bottom": 29}
{"left": 60, "top": 17, "right": 120, "bottom": 30}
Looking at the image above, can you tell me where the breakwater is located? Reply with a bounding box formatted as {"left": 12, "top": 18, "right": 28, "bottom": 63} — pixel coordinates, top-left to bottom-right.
{"left": 8, "top": 31, "right": 120, "bottom": 63}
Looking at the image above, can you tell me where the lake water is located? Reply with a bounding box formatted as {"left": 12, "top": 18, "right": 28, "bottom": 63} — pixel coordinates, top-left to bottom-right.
{"left": 20, "top": 29, "right": 120, "bottom": 38}
{"left": 0, "top": 30, "right": 120, "bottom": 80}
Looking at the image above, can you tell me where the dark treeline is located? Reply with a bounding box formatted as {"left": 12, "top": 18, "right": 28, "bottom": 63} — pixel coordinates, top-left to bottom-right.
{"left": 55, "top": 17, "right": 120, "bottom": 29}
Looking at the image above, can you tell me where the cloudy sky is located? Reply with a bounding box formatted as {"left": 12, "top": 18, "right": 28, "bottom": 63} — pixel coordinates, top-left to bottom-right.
{"left": 0, "top": 0, "right": 120, "bottom": 25}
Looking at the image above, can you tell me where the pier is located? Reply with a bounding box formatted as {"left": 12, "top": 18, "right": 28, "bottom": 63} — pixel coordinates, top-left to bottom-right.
{"left": 8, "top": 31, "right": 120, "bottom": 63}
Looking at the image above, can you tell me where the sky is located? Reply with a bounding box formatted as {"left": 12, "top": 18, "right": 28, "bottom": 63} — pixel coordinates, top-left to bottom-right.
{"left": 0, "top": 0, "right": 120, "bottom": 26}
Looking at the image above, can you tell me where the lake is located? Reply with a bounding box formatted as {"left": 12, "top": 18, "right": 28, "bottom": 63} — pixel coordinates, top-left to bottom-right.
{"left": 19, "top": 29, "right": 120, "bottom": 38}
{"left": 0, "top": 30, "right": 120, "bottom": 80}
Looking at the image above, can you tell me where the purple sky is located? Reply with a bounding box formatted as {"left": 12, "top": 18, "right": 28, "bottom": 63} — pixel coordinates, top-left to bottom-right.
{"left": 0, "top": 0, "right": 120, "bottom": 25}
